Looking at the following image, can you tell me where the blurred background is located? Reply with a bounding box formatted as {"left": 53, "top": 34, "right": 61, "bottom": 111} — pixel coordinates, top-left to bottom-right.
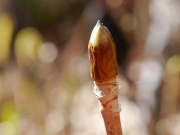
{"left": 0, "top": 0, "right": 180, "bottom": 135}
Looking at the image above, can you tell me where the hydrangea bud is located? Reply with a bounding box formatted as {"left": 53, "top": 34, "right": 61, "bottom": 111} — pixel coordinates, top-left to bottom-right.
{"left": 88, "top": 20, "right": 118, "bottom": 82}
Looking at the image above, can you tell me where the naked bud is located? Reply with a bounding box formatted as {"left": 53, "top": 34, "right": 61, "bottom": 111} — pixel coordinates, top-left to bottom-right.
{"left": 88, "top": 20, "right": 118, "bottom": 82}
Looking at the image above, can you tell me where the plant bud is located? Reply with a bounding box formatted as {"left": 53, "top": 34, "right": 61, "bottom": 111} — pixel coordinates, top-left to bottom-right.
{"left": 88, "top": 20, "right": 118, "bottom": 82}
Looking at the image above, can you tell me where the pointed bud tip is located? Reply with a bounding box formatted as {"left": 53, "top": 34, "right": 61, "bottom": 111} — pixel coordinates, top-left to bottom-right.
{"left": 97, "top": 20, "right": 101, "bottom": 25}
{"left": 97, "top": 20, "right": 101, "bottom": 23}
{"left": 90, "top": 20, "right": 108, "bottom": 48}
{"left": 96, "top": 20, "right": 103, "bottom": 27}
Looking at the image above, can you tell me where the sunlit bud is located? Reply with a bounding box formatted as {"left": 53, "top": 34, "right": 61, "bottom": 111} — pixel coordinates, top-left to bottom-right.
{"left": 88, "top": 20, "right": 118, "bottom": 82}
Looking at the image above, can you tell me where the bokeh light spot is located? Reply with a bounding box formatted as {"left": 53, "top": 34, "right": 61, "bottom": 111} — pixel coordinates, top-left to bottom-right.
{"left": 38, "top": 42, "right": 58, "bottom": 63}
{"left": 105, "top": 0, "right": 122, "bottom": 8}
{"left": 14, "top": 27, "right": 43, "bottom": 67}
{"left": 120, "top": 13, "right": 137, "bottom": 32}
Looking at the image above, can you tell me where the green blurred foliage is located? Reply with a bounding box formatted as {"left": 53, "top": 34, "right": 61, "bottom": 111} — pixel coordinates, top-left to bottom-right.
{"left": 1, "top": 101, "right": 19, "bottom": 135}
{"left": 166, "top": 55, "right": 180, "bottom": 74}
{"left": 1, "top": 101, "right": 18, "bottom": 122}
{"left": 14, "top": 27, "right": 43, "bottom": 67}
{"left": 0, "top": 13, "right": 14, "bottom": 65}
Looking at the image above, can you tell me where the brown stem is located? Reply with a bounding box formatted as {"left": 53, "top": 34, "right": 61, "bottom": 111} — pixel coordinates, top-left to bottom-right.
{"left": 88, "top": 20, "right": 123, "bottom": 135}
{"left": 101, "top": 108, "right": 122, "bottom": 135}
